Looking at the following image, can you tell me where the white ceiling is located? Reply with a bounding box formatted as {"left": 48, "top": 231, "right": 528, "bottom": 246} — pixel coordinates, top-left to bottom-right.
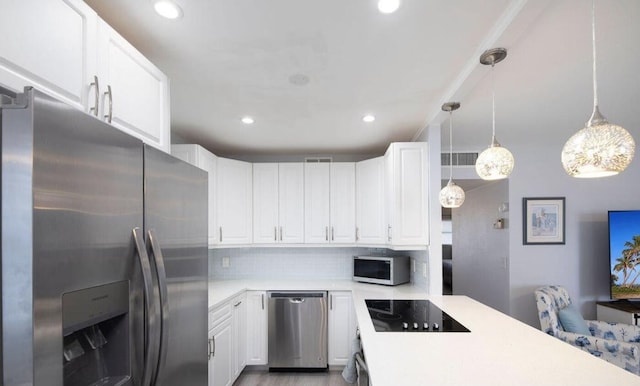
{"left": 84, "top": 0, "right": 639, "bottom": 159}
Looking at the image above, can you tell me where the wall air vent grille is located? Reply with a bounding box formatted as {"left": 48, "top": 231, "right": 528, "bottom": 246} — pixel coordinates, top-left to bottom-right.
{"left": 441, "top": 152, "right": 479, "bottom": 166}
{"left": 305, "top": 157, "right": 333, "bottom": 163}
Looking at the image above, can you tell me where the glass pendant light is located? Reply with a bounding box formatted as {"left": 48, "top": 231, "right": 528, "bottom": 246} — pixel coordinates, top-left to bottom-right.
{"left": 561, "top": 0, "right": 635, "bottom": 178}
{"left": 475, "top": 48, "right": 515, "bottom": 181}
{"left": 440, "top": 102, "right": 465, "bottom": 208}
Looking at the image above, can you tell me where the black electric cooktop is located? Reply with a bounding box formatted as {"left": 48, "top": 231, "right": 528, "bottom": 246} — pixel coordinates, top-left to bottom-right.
{"left": 365, "top": 299, "right": 470, "bottom": 333}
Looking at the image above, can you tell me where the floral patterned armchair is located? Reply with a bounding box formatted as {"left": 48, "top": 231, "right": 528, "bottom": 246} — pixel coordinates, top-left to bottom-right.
{"left": 535, "top": 285, "right": 640, "bottom": 375}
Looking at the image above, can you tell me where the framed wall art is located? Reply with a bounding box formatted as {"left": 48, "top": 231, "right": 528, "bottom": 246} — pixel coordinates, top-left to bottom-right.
{"left": 522, "top": 197, "right": 565, "bottom": 245}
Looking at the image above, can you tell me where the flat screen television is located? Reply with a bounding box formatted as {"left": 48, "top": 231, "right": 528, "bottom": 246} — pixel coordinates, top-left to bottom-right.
{"left": 609, "top": 210, "right": 640, "bottom": 300}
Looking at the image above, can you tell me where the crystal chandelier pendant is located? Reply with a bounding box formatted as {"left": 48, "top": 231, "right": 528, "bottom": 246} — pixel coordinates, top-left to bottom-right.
{"left": 475, "top": 48, "right": 514, "bottom": 181}
{"left": 439, "top": 179, "right": 465, "bottom": 208}
{"left": 562, "top": 107, "right": 635, "bottom": 177}
{"left": 476, "top": 135, "right": 515, "bottom": 180}
{"left": 561, "top": 0, "right": 635, "bottom": 178}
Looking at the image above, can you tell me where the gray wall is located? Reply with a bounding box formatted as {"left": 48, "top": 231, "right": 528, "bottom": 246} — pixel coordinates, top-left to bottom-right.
{"left": 453, "top": 180, "right": 510, "bottom": 314}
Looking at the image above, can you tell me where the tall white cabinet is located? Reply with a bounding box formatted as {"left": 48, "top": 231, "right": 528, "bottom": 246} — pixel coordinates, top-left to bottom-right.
{"left": 385, "top": 142, "right": 429, "bottom": 248}
{"left": 171, "top": 144, "right": 217, "bottom": 246}
{"left": 328, "top": 291, "right": 358, "bottom": 365}
{"left": 217, "top": 157, "right": 253, "bottom": 245}
{"left": 245, "top": 291, "right": 268, "bottom": 365}
{"left": 356, "top": 156, "right": 386, "bottom": 245}
{"left": 304, "top": 163, "right": 356, "bottom": 244}
{"left": 0, "top": 0, "right": 170, "bottom": 152}
{"left": 253, "top": 163, "right": 304, "bottom": 244}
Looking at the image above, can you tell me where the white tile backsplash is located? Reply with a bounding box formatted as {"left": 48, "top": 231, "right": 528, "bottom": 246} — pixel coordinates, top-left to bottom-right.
{"left": 209, "top": 247, "right": 428, "bottom": 286}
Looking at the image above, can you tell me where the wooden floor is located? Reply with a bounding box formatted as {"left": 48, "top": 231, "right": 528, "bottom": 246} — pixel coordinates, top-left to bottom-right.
{"left": 233, "top": 369, "right": 351, "bottom": 386}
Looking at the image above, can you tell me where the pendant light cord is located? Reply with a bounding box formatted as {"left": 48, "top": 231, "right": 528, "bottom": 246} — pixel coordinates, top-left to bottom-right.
{"left": 491, "top": 63, "right": 496, "bottom": 139}
{"left": 592, "top": 0, "right": 598, "bottom": 109}
{"left": 449, "top": 111, "right": 453, "bottom": 180}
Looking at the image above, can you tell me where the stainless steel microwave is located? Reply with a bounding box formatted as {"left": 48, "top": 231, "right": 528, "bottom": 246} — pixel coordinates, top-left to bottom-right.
{"left": 353, "top": 256, "right": 410, "bottom": 286}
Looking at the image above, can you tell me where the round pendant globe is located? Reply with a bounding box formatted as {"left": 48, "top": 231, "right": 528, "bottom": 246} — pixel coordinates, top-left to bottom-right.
{"left": 439, "top": 180, "right": 465, "bottom": 208}
{"left": 475, "top": 144, "right": 514, "bottom": 180}
{"left": 561, "top": 121, "right": 635, "bottom": 178}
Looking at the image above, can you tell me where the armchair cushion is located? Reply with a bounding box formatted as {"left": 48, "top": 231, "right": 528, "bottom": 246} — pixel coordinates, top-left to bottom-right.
{"left": 558, "top": 303, "right": 591, "bottom": 335}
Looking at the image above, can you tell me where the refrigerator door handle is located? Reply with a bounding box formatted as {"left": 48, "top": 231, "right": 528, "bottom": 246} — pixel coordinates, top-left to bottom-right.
{"left": 133, "top": 227, "right": 158, "bottom": 386}
{"left": 147, "top": 229, "right": 170, "bottom": 384}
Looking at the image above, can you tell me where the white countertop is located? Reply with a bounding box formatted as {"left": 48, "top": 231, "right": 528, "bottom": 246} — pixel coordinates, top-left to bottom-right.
{"left": 209, "top": 279, "right": 640, "bottom": 385}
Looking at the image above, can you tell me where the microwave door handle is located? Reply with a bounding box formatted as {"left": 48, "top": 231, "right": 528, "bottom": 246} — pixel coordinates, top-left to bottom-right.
{"left": 132, "top": 227, "right": 158, "bottom": 386}
{"left": 147, "top": 229, "right": 170, "bottom": 384}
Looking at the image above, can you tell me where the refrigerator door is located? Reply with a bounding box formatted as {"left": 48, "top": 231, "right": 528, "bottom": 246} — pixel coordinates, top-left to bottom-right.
{"left": 1, "top": 87, "right": 145, "bottom": 385}
{"left": 143, "top": 145, "right": 208, "bottom": 385}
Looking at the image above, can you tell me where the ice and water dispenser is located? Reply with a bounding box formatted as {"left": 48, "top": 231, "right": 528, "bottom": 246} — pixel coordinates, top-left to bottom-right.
{"left": 62, "top": 281, "right": 131, "bottom": 386}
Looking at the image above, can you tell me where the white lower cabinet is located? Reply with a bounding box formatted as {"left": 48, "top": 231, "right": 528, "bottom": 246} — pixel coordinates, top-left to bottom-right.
{"left": 328, "top": 291, "right": 358, "bottom": 366}
{"left": 209, "top": 304, "right": 233, "bottom": 386}
{"left": 246, "top": 291, "right": 268, "bottom": 365}
{"left": 209, "top": 292, "right": 247, "bottom": 386}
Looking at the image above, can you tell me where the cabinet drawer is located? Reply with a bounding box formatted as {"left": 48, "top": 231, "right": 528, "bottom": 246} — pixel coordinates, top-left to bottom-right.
{"left": 209, "top": 302, "right": 232, "bottom": 330}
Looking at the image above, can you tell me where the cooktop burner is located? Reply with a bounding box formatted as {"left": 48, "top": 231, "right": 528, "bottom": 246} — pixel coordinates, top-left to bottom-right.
{"left": 365, "top": 299, "right": 470, "bottom": 333}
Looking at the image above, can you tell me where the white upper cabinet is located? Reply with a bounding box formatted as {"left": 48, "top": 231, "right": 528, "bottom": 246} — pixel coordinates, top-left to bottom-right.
{"left": 253, "top": 163, "right": 304, "bottom": 244}
{"left": 0, "top": 0, "right": 98, "bottom": 111}
{"left": 304, "top": 163, "right": 355, "bottom": 244}
{"left": 217, "top": 157, "right": 253, "bottom": 245}
{"left": 356, "top": 156, "right": 386, "bottom": 245}
{"left": 171, "top": 144, "right": 217, "bottom": 247}
{"left": 0, "top": 0, "right": 170, "bottom": 152}
{"left": 97, "top": 20, "right": 170, "bottom": 152}
{"left": 385, "top": 142, "right": 429, "bottom": 248}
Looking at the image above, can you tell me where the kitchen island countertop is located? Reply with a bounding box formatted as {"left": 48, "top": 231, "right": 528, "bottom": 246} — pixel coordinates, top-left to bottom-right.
{"left": 209, "top": 280, "right": 640, "bottom": 385}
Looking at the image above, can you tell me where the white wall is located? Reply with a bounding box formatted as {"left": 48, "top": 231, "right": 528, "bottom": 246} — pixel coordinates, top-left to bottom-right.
{"left": 453, "top": 180, "right": 510, "bottom": 314}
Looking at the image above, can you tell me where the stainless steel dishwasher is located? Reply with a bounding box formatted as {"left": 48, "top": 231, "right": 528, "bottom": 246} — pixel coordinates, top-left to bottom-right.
{"left": 268, "top": 291, "right": 328, "bottom": 370}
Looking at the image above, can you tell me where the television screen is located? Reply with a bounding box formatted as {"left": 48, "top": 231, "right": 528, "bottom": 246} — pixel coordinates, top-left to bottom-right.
{"left": 609, "top": 210, "right": 640, "bottom": 299}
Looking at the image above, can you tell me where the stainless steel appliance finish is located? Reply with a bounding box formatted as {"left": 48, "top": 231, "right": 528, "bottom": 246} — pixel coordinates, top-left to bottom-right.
{"left": 353, "top": 256, "right": 410, "bottom": 286}
{"left": 268, "top": 291, "right": 328, "bottom": 370}
{"left": 1, "top": 86, "right": 208, "bottom": 386}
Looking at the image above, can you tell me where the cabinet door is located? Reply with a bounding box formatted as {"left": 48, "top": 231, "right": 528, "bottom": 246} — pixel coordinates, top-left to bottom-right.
{"left": 253, "top": 164, "right": 279, "bottom": 244}
{"left": 0, "top": 0, "right": 97, "bottom": 111}
{"left": 209, "top": 319, "right": 232, "bottom": 386}
{"left": 386, "top": 143, "right": 429, "bottom": 247}
{"left": 304, "top": 163, "right": 331, "bottom": 243}
{"left": 232, "top": 294, "right": 247, "bottom": 379}
{"left": 97, "top": 20, "right": 170, "bottom": 152}
{"left": 217, "top": 157, "right": 253, "bottom": 245}
{"left": 328, "top": 291, "right": 357, "bottom": 366}
{"left": 356, "top": 157, "right": 386, "bottom": 244}
{"left": 171, "top": 145, "right": 218, "bottom": 247}
{"left": 246, "top": 291, "right": 268, "bottom": 365}
{"left": 278, "top": 163, "right": 304, "bottom": 243}
{"left": 330, "top": 163, "right": 356, "bottom": 243}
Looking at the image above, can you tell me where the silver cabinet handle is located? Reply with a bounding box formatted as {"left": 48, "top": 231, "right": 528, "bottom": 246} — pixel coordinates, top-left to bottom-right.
{"left": 279, "top": 226, "right": 283, "bottom": 241}
{"left": 325, "top": 226, "right": 328, "bottom": 241}
{"left": 261, "top": 293, "right": 264, "bottom": 310}
{"left": 132, "top": 228, "right": 157, "bottom": 386}
{"left": 329, "top": 294, "right": 332, "bottom": 310}
{"left": 208, "top": 338, "right": 212, "bottom": 360}
{"left": 212, "top": 336, "right": 216, "bottom": 357}
{"left": 89, "top": 75, "right": 99, "bottom": 116}
{"left": 103, "top": 85, "right": 113, "bottom": 123}
{"left": 147, "top": 229, "right": 169, "bottom": 385}
{"left": 274, "top": 226, "right": 277, "bottom": 241}
{"left": 234, "top": 301, "right": 242, "bottom": 307}
{"left": 356, "top": 227, "right": 359, "bottom": 241}
{"left": 219, "top": 227, "right": 222, "bottom": 242}
{"left": 388, "top": 225, "right": 392, "bottom": 242}
{"left": 331, "top": 226, "right": 334, "bottom": 241}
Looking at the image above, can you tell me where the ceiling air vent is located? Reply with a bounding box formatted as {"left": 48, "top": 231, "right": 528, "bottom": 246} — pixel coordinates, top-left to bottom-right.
{"left": 305, "top": 157, "right": 333, "bottom": 163}
{"left": 441, "top": 152, "right": 479, "bottom": 166}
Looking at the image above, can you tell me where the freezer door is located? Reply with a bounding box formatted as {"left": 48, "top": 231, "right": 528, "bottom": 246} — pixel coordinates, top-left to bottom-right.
{"left": 1, "top": 87, "right": 144, "bottom": 386}
{"left": 143, "top": 145, "right": 208, "bottom": 386}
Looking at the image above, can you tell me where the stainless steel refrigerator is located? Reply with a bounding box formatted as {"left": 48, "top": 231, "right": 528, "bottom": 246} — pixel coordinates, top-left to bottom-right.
{"left": 0, "top": 86, "right": 208, "bottom": 386}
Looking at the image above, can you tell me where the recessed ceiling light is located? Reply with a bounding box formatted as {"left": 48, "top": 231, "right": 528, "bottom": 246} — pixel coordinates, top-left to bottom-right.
{"left": 154, "top": 1, "right": 183, "bottom": 19}
{"left": 378, "top": 0, "right": 400, "bottom": 14}
{"left": 241, "top": 116, "right": 254, "bottom": 124}
{"left": 362, "top": 115, "right": 375, "bottom": 123}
